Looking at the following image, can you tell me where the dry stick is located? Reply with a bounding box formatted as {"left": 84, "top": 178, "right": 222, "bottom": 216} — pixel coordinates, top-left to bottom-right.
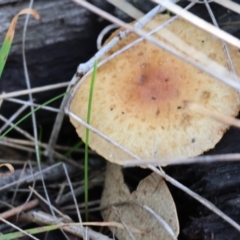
{"left": 204, "top": 0, "right": 238, "bottom": 87}
{"left": 0, "top": 104, "right": 29, "bottom": 133}
{"left": 0, "top": 216, "right": 39, "bottom": 240}
{"left": 62, "top": 163, "right": 83, "bottom": 230}
{"left": 142, "top": 205, "right": 177, "bottom": 240}
{"left": 0, "top": 199, "right": 39, "bottom": 219}
{"left": 3, "top": 136, "right": 87, "bottom": 153}
{"left": 150, "top": 166, "right": 240, "bottom": 233}
{"left": 107, "top": 0, "right": 144, "bottom": 19}
{"left": 153, "top": 0, "right": 240, "bottom": 48}
{"left": 29, "top": 186, "right": 69, "bottom": 219}
{"left": 7, "top": 98, "right": 60, "bottom": 113}
{"left": 25, "top": 211, "right": 113, "bottom": 240}
{"left": 67, "top": 111, "right": 240, "bottom": 233}
{"left": 112, "top": 206, "right": 136, "bottom": 240}
{"left": 0, "top": 162, "right": 77, "bottom": 192}
{"left": 0, "top": 82, "right": 69, "bottom": 99}
{"left": 46, "top": 4, "right": 164, "bottom": 162}
{"left": 0, "top": 140, "right": 35, "bottom": 153}
{"left": 188, "top": 102, "right": 240, "bottom": 128}
{"left": 123, "top": 153, "right": 240, "bottom": 167}
{"left": 0, "top": 115, "right": 82, "bottom": 168}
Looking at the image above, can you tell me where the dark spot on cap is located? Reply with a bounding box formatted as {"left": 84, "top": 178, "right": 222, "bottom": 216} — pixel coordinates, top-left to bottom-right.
{"left": 192, "top": 138, "right": 195, "bottom": 143}
{"left": 156, "top": 108, "right": 160, "bottom": 115}
{"left": 122, "top": 112, "right": 125, "bottom": 114}
{"left": 151, "top": 96, "right": 156, "bottom": 100}
{"left": 139, "top": 75, "right": 146, "bottom": 84}
{"left": 177, "top": 106, "right": 181, "bottom": 109}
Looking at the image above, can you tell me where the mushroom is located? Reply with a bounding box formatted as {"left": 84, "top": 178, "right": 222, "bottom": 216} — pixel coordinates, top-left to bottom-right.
{"left": 69, "top": 14, "right": 240, "bottom": 165}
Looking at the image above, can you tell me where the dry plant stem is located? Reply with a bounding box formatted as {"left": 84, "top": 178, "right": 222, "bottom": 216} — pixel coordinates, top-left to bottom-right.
{"left": 0, "top": 159, "right": 36, "bottom": 165}
{"left": 7, "top": 98, "right": 60, "bottom": 113}
{"left": 62, "top": 200, "right": 101, "bottom": 210}
{"left": 213, "top": 0, "right": 240, "bottom": 14}
{"left": 153, "top": 0, "right": 240, "bottom": 48}
{"left": 0, "top": 199, "right": 38, "bottom": 219}
{"left": 62, "top": 163, "right": 83, "bottom": 226}
{"left": 204, "top": 0, "right": 238, "bottom": 85}
{"left": 152, "top": 166, "right": 240, "bottom": 233}
{"left": 22, "top": 0, "right": 54, "bottom": 219}
{"left": 0, "top": 215, "right": 39, "bottom": 240}
{"left": 67, "top": 112, "right": 240, "bottom": 233}
{"left": 0, "top": 115, "right": 82, "bottom": 168}
{"left": 0, "top": 115, "right": 34, "bottom": 141}
{"left": 112, "top": 206, "right": 136, "bottom": 240}
{"left": 188, "top": 102, "right": 240, "bottom": 128}
{"left": 11, "top": 161, "right": 33, "bottom": 205}
{"left": 0, "top": 140, "right": 35, "bottom": 153}
{"left": 29, "top": 186, "right": 69, "bottom": 219}
{"left": 97, "top": 24, "right": 118, "bottom": 50}
{"left": 107, "top": 0, "right": 144, "bottom": 19}
{"left": 3, "top": 136, "right": 88, "bottom": 153}
{"left": 0, "top": 82, "right": 69, "bottom": 99}
{"left": 27, "top": 211, "right": 113, "bottom": 240}
{"left": 124, "top": 153, "right": 240, "bottom": 166}
{"left": 142, "top": 205, "right": 176, "bottom": 240}
{"left": 0, "top": 162, "right": 77, "bottom": 192}
{"left": 0, "top": 104, "right": 29, "bottom": 133}
{"left": 75, "top": 4, "right": 164, "bottom": 77}
{"left": 55, "top": 183, "right": 67, "bottom": 204}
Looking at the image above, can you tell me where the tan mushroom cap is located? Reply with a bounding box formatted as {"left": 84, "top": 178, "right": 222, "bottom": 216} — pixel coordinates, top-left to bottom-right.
{"left": 69, "top": 14, "right": 240, "bottom": 165}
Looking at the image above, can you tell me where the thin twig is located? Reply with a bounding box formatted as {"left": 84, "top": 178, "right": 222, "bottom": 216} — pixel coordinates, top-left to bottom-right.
{"left": 0, "top": 82, "right": 69, "bottom": 99}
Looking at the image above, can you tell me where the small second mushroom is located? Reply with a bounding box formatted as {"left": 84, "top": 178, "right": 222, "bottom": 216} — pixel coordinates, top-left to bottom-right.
{"left": 69, "top": 14, "right": 240, "bottom": 165}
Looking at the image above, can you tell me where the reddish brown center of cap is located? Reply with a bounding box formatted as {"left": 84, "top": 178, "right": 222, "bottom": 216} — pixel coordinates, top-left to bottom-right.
{"left": 126, "top": 64, "right": 183, "bottom": 108}
{"left": 137, "top": 67, "right": 180, "bottom": 101}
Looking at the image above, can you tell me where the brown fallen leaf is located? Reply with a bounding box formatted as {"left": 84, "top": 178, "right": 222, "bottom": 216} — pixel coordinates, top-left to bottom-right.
{"left": 101, "top": 163, "right": 179, "bottom": 240}
{"left": 0, "top": 163, "right": 14, "bottom": 177}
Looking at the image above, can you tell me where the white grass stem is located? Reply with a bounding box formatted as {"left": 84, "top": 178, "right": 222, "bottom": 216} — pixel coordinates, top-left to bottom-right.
{"left": 0, "top": 82, "right": 69, "bottom": 99}
{"left": 0, "top": 216, "right": 39, "bottom": 240}
{"left": 150, "top": 166, "right": 240, "bottom": 233}
{"left": 7, "top": 98, "right": 60, "bottom": 113}
{"left": 152, "top": 0, "right": 240, "bottom": 48}
{"left": 0, "top": 104, "right": 29, "bottom": 133}
{"left": 107, "top": 0, "right": 144, "bottom": 19}
{"left": 123, "top": 153, "right": 240, "bottom": 167}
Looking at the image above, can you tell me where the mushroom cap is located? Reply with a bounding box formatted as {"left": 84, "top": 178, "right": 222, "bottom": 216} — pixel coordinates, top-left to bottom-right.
{"left": 69, "top": 15, "right": 240, "bottom": 165}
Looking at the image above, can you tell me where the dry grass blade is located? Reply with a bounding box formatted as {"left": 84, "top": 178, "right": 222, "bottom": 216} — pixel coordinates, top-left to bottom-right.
{"left": 153, "top": 0, "right": 240, "bottom": 48}
{"left": 124, "top": 153, "right": 240, "bottom": 166}
{"left": 107, "top": 0, "right": 144, "bottom": 19}
{"left": 0, "top": 82, "right": 69, "bottom": 99}
{"left": 0, "top": 163, "right": 14, "bottom": 177}
{"left": 187, "top": 102, "right": 240, "bottom": 128}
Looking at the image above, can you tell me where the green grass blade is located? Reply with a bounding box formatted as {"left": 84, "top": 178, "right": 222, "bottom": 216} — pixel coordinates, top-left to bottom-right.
{"left": 57, "top": 140, "right": 83, "bottom": 162}
{"left": 0, "top": 9, "right": 39, "bottom": 79}
{"left": 0, "top": 92, "right": 67, "bottom": 140}
{"left": 85, "top": 60, "right": 98, "bottom": 220}
{"left": 0, "top": 224, "right": 61, "bottom": 240}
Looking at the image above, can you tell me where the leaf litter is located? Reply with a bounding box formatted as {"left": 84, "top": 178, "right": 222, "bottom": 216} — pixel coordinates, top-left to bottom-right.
{"left": 101, "top": 162, "right": 179, "bottom": 240}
